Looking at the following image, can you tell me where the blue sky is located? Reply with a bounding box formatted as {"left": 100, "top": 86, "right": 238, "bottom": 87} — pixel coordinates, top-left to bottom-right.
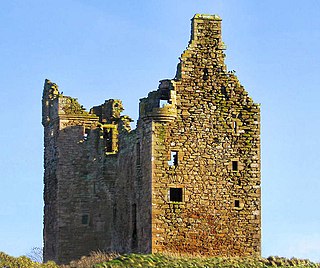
{"left": 0, "top": 0, "right": 319, "bottom": 262}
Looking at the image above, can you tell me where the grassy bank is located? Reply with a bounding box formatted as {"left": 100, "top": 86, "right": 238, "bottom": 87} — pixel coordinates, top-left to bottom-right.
{"left": 1, "top": 251, "right": 319, "bottom": 268}
{"left": 93, "top": 254, "right": 319, "bottom": 268}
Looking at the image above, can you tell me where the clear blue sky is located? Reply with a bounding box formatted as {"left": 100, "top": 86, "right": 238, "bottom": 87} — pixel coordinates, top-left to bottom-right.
{"left": 0, "top": 0, "right": 319, "bottom": 262}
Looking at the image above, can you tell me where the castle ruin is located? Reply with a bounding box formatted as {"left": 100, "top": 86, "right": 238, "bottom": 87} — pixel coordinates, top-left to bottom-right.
{"left": 42, "top": 14, "right": 261, "bottom": 264}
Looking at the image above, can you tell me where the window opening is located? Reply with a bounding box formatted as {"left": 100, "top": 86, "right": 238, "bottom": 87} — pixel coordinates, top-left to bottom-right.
{"left": 221, "top": 86, "right": 228, "bottom": 99}
{"left": 168, "top": 151, "right": 178, "bottom": 166}
{"left": 113, "top": 204, "right": 117, "bottom": 225}
{"left": 81, "top": 214, "right": 89, "bottom": 225}
{"left": 159, "top": 99, "right": 169, "bottom": 108}
{"left": 84, "top": 128, "right": 90, "bottom": 140}
{"left": 93, "top": 182, "right": 96, "bottom": 194}
{"left": 103, "top": 128, "right": 113, "bottom": 152}
{"left": 159, "top": 89, "right": 170, "bottom": 108}
{"left": 203, "top": 68, "right": 209, "bottom": 80}
{"left": 131, "top": 204, "right": 137, "bottom": 249}
{"left": 136, "top": 142, "right": 141, "bottom": 165}
{"left": 234, "top": 200, "right": 240, "bottom": 208}
{"left": 232, "top": 161, "right": 238, "bottom": 171}
{"left": 233, "top": 121, "right": 237, "bottom": 133}
{"left": 169, "top": 188, "right": 183, "bottom": 202}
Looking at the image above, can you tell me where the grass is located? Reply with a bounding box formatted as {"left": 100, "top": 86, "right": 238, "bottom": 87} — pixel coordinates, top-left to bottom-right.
{"left": 1, "top": 251, "right": 319, "bottom": 268}
{"left": 94, "top": 253, "right": 320, "bottom": 268}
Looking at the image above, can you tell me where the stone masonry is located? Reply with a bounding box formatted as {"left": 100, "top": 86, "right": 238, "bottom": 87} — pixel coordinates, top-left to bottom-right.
{"left": 42, "top": 14, "right": 261, "bottom": 264}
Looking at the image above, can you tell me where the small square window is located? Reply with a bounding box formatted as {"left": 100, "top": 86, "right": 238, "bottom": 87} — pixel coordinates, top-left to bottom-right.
{"left": 169, "top": 188, "right": 183, "bottom": 202}
{"left": 168, "top": 151, "right": 178, "bottom": 166}
{"left": 234, "top": 200, "right": 240, "bottom": 208}
{"left": 82, "top": 214, "right": 89, "bottom": 225}
{"left": 232, "top": 161, "right": 238, "bottom": 171}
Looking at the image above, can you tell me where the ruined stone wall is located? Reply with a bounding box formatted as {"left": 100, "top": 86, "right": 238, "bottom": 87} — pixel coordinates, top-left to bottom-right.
{"left": 139, "top": 14, "right": 261, "bottom": 256}
{"left": 43, "top": 13, "right": 261, "bottom": 264}
{"left": 42, "top": 81, "right": 140, "bottom": 264}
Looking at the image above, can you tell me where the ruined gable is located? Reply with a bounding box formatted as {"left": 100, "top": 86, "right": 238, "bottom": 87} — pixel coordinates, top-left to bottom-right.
{"left": 42, "top": 14, "right": 261, "bottom": 264}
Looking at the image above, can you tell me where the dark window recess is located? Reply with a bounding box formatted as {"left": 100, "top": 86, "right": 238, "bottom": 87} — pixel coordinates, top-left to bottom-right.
{"left": 113, "top": 204, "right": 117, "bottom": 225}
{"left": 103, "top": 128, "right": 113, "bottom": 152}
{"left": 221, "top": 86, "right": 228, "bottom": 99}
{"left": 136, "top": 142, "right": 141, "bottom": 165}
{"left": 237, "top": 179, "right": 241, "bottom": 186}
{"left": 233, "top": 121, "right": 237, "bottom": 133}
{"left": 131, "top": 204, "right": 138, "bottom": 249}
{"left": 84, "top": 128, "right": 90, "bottom": 140}
{"left": 168, "top": 151, "right": 178, "bottom": 166}
{"left": 235, "top": 200, "right": 240, "bottom": 208}
{"left": 93, "top": 182, "right": 96, "bottom": 194}
{"left": 170, "top": 188, "right": 183, "bottom": 202}
{"left": 232, "top": 161, "right": 238, "bottom": 171}
{"left": 81, "top": 214, "right": 89, "bottom": 225}
{"left": 203, "top": 68, "right": 209, "bottom": 80}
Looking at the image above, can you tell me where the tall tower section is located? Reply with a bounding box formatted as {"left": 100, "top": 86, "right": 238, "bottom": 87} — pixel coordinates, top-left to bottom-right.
{"left": 139, "top": 14, "right": 261, "bottom": 256}
{"left": 42, "top": 80, "right": 136, "bottom": 264}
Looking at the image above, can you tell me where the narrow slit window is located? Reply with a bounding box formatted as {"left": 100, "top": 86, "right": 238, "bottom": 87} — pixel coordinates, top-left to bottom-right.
{"left": 234, "top": 200, "right": 240, "bottom": 208}
{"left": 169, "top": 188, "right": 183, "bottom": 202}
{"left": 84, "top": 128, "right": 90, "bottom": 140}
{"left": 203, "top": 68, "right": 209, "bottom": 80}
{"left": 232, "top": 161, "right": 238, "bottom": 171}
{"left": 93, "top": 182, "right": 96, "bottom": 194}
{"left": 136, "top": 142, "right": 141, "bottom": 165}
{"left": 104, "top": 128, "right": 113, "bottom": 152}
{"left": 233, "top": 121, "right": 237, "bottom": 133}
{"left": 132, "top": 204, "right": 137, "bottom": 247}
{"left": 168, "top": 151, "right": 178, "bottom": 166}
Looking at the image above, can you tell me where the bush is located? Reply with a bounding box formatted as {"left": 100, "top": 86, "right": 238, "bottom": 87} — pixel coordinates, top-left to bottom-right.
{"left": 0, "top": 251, "right": 58, "bottom": 268}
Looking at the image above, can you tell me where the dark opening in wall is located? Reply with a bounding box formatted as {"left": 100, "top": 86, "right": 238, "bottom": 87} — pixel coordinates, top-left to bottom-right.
{"left": 113, "top": 204, "right": 117, "bottom": 225}
{"left": 103, "top": 128, "right": 113, "bottom": 152}
{"left": 169, "top": 188, "right": 183, "bottom": 202}
{"left": 131, "top": 204, "right": 137, "bottom": 249}
{"left": 93, "top": 182, "right": 96, "bottom": 194}
{"left": 81, "top": 214, "right": 89, "bottom": 225}
{"left": 159, "top": 89, "right": 170, "bottom": 107}
{"left": 203, "top": 68, "right": 209, "bottom": 80}
{"left": 234, "top": 200, "right": 240, "bottom": 208}
{"left": 136, "top": 142, "right": 141, "bottom": 165}
{"left": 221, "top": 86, "right": 228, "bottom": 99}
{"left": 233, "top": 121, "right": 237, "bottom": 133}
{"left": 168, "top": 151, "right": 178, "bottom": 166}
{"left": 232, "top": 161, "right": 238, "bottom": 171}
{"left": 84, "top": 128, "right": 90, "bottom": 141}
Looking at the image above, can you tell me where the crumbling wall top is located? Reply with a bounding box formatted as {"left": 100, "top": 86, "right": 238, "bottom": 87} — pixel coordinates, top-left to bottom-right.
{"left": 193, "top": 14, "right": 222, "bottom": 21}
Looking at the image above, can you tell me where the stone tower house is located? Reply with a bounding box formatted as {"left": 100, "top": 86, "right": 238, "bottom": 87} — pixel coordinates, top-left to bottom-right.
{"left": 42, "top": 14, "right": 261, "bottom": 264}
